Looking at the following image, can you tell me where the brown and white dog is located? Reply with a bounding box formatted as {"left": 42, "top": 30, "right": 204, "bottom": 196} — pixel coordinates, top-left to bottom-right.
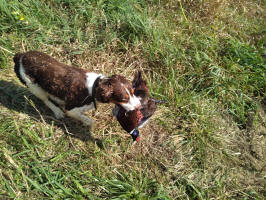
{"left": 14, "top": 51, "right": 141, "bottom": 127}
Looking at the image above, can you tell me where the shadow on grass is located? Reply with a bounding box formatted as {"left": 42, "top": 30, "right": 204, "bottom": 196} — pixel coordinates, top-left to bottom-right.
{"left": 0, "top": 80, "right": 104, "bottom": 148}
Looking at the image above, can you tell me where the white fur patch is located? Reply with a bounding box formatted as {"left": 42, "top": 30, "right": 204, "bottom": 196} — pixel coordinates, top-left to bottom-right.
{"left": 19, "top": 57, "right": 32, "bottom": 85}
{"left": 86, "top": 72, "right": 103, "bottom": 96}
{"left": 48, "top": 94, "right": 65, "bottom": 105}
{"left": 66, "top": 104, "right": 94, "bottom": 126}
{"left": 120, "top": 88, "right": 141, "bottom": 111}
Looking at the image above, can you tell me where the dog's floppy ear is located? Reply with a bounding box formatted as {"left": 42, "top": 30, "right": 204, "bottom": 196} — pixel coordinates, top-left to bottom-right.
{"left": 95, "top": 78, "right": 113, "bottom": 103}
{"left": 132, "top": 71, "right": 142, "bottom": 88}
{"left": 132, "top": 71, "right": 149, "bottom": 102}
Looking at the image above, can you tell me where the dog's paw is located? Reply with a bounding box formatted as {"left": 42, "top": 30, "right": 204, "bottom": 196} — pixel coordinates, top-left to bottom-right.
{"left": 54, "top": 109, "right": 65, "bottom": 119}
{"left": 87, "top": 121, "right": 95, "bottom": 132}
{"left": 82, "top": 118, "right": 94, "bottom": 127}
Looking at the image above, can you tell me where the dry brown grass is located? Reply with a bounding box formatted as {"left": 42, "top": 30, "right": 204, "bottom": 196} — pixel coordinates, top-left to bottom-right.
{"left": 182, "top": 0, "right": 231, "bottom": 21}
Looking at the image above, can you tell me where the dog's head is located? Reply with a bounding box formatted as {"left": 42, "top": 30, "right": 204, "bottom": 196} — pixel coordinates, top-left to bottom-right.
{"left": 95, "top": 75, "right": 141, "bottom": 111}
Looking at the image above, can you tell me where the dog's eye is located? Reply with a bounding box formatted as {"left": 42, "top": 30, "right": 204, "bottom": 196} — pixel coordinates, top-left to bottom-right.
{"left": 125, "top": 94, "right": 129, "bottom": 99}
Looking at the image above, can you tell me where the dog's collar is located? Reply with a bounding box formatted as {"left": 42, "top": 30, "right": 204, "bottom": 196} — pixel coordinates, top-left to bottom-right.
{"left": 91, "top": 76, "right": 101, "bottom": 110}
{"left": 85, "top": 72, "right": 103, "bottom": 110}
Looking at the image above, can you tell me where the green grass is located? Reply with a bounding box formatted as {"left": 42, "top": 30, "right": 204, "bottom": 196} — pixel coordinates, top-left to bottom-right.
{"left": 0, "top": 0, "right": 265, "bottom": 199}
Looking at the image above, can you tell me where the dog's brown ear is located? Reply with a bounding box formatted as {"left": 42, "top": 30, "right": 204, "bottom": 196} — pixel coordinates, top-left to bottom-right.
{"left": 95, "top": 79, "right": 113, "bottom": 103}
{"left": 132, "top": 71, "right": 142, "bottom": 88}
{"left": 132, "top": 71, "right": 149, "bottom": 102}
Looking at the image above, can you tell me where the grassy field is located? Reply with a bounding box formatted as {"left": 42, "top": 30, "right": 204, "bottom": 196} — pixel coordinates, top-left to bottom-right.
{"left": 0, "top": 0, "right": 265, "bottom": 199}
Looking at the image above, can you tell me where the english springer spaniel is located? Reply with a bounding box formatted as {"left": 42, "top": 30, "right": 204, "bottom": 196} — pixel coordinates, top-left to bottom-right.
{"left": 14, "top": 51, "right": 141, "bottom": 127}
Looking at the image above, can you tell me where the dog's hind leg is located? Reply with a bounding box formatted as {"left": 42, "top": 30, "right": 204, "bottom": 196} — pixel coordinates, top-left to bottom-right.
{"left": 66, "top": 104, "right": 94, "bottom": 126}
{"left": 18, "top": 59, "right": 65, "bottom": 119}
{"left": 27, "top": 83, "right": 65, "bottom": 119}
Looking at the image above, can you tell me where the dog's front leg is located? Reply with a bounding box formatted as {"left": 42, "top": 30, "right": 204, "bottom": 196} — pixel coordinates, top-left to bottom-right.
{"left": 66, "top": 104, "right": 94, "bottom": 126}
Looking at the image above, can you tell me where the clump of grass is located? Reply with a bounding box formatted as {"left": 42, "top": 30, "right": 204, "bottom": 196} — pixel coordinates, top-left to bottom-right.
{"left": 222, "top": 38, "right": 265, "bottom": 96}
{"left": 96, "top": 0, "right": 153, "bottom": 44}
{"left": 181, "top": 0, "right": 231, "bottom": 22}
{"left": 90, "top": 171, "right": 170, "bottom": 199}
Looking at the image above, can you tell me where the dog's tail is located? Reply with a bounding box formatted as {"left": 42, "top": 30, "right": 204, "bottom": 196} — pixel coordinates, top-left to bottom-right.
{"left": 14, "top": 53, "right": 26, "bottom": 85}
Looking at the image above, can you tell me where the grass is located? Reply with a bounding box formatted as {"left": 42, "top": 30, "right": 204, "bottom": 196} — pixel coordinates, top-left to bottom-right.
{"left": 0, "top": 0, "right": 265, "bottom": 199}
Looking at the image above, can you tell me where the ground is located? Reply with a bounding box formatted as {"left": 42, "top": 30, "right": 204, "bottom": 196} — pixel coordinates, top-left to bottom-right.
{"left": 0, "top": 0, "right": 265, "bottom": 199}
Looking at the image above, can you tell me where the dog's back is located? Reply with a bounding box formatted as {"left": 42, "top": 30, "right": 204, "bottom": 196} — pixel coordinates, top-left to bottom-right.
{"left": 13, "top": 51, "right": 90, "bottom": 104}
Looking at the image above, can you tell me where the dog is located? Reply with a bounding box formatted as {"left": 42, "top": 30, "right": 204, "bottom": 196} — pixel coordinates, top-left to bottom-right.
{"left": 14, "top": 51, "right": 141, "bottom": 127}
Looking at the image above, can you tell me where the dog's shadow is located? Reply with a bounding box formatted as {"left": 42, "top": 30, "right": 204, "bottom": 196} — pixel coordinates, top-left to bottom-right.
{"left": 0, "top": 80, "right": 103, "bottom": 148}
